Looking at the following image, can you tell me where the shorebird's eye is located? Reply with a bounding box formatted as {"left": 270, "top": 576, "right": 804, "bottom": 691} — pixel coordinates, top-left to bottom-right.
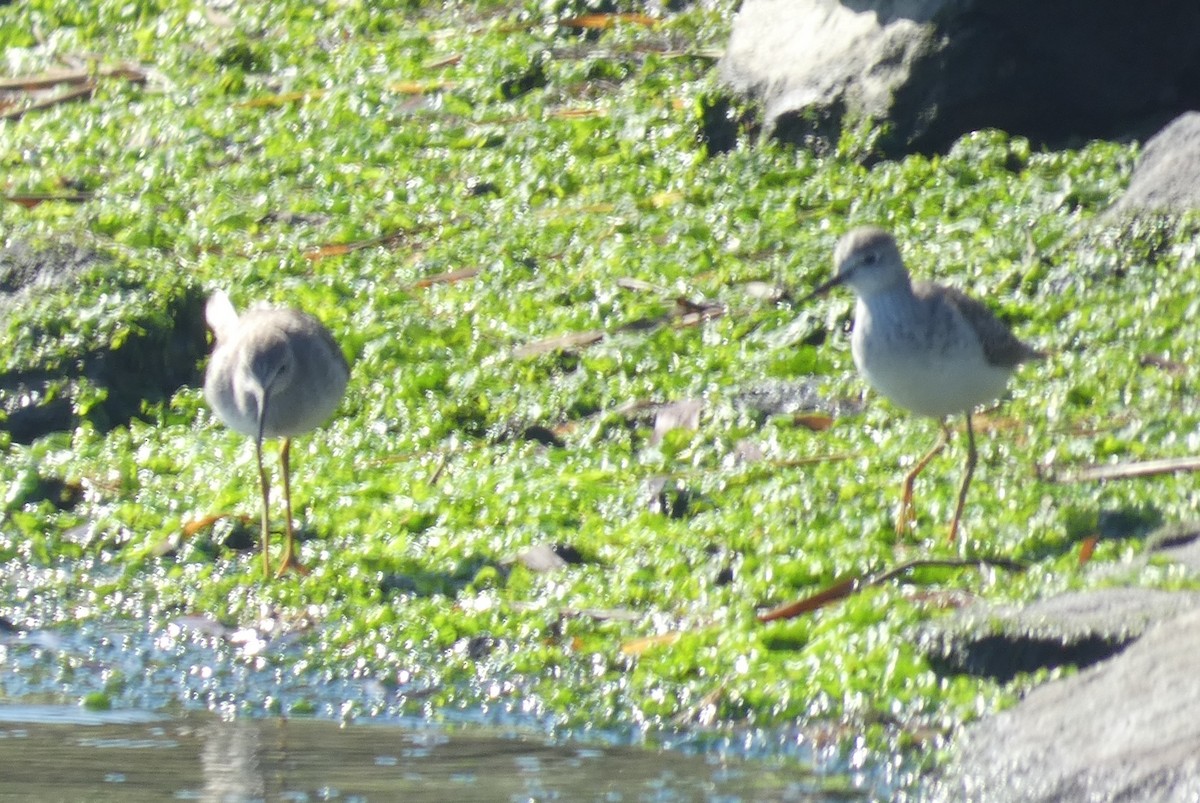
{"left": 862, "top": 252, "right": 879, "bottom": 266}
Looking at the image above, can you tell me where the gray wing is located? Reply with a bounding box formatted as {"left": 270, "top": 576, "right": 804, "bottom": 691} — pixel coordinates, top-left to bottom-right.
{"left": 915, "top": 281, "right": 1045, "bottom": 368}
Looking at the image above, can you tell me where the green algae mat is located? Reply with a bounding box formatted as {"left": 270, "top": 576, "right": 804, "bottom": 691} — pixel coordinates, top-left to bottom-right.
{"left": 2, "top": 0, "right": 1199, "bottom": 790}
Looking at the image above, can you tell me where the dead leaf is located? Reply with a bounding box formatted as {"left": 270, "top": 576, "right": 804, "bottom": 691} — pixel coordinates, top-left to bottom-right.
{"left": 510, "top": 543, "right": 583, "bottom": 573}
{"left": 561, "top": 13, "right": 658, "bottom": 29}
{"left": 303, "top": 230, "right": 409, "bottom": 261}
{"left": 740, "top": 280, "right": 788, "bottom": 302}
{"left": 1078, "top": 536, "right": 1099, "bottom": 565}
{"left": 733, "top": 439, "right": 765, "bottom": 464}
{"left": 758, "top": 576, "right": 861, "bottom": 622}
{"left": 758, "top": 557, "right": 1027, "bottom": 623}
{"left": 620, "top": 631, "right": 680, "bottom": 656}
{"left": 389, "top": 79, "right": 457, "bottom": 95}
{"left": 410, "top": 266, "right": 479, "bottom": 289}
{"left": 672, "top": 297, "right": 725, "bottom": 327}
{"left": 203, "top": 6, "right": 234, "bottom": 28}
{"left": 548, "top": 107, "right": 608, "bottom": 119}
{"left": 671, "top": 684, "right": 725, "bottom": 728}
{"left": 615, "top": 276, "right": 664, "bottom": 294}
{"left": 900, "top": 587, "right": 977, "bottom": 609}
{"left": 0, "top": 69, "right": 90, "bottom": 91}
{"left": 181, "top": 513, "right": 230, "bottom": 539}
{"left": 792, "top": 412, "right": 834, "bottom": 431}
{"left": 5, "top": 192, "right": 92, "bottom": 208}
{"left": 970, "top": 413, "right": 1032, "bottom": 434}
{"left": 611, "top": 399, "right": 661, "bottom": 419}
{"left": 0, "top": 65, "right": 145, "bottom": 92}
{"left": 773, "top": 453, "right": 854, "bottom": 469}
{"left": 534, "top": 202, "right": 616, "bottom": 220}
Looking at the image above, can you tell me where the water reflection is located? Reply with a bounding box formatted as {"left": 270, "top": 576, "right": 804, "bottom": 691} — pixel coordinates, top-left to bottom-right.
{"left": 0, "top": 705, "right": 869, "bottom": 801}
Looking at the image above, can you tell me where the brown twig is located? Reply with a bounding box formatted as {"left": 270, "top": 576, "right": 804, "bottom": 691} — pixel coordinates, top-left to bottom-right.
{"left": 757, "top": 557, "right": 1027, "bottom": 623}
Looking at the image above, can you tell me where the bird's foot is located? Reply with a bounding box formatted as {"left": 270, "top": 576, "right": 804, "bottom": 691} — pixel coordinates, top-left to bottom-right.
{"left": 894, "top": 496, "right": 916, "bottom": 537}
{"left": 273, "top": 549, "right": 309, "bottom": 578}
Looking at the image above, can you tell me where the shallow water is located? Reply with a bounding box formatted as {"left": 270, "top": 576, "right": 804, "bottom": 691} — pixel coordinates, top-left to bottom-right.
{"left": 0, "top": 704, "right": 870, "bottom": 802}
{"left": 0, "top": 612, "right": 902, "bottom": 800}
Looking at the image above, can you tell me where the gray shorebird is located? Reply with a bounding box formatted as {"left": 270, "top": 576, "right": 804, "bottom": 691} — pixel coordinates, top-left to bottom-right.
{"left": 802, "top": 226, "right": 1044, "bottom": 541}
{"left": 203, "top": 290, "right": 350, "bottom": 577}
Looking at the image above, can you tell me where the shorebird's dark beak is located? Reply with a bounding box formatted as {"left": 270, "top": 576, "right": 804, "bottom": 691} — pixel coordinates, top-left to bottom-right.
{"left": 255, "top": 387, "right": 270, "bottom": 448}
{"left": 798, "top": 273, "right": 847, "bottom": 304}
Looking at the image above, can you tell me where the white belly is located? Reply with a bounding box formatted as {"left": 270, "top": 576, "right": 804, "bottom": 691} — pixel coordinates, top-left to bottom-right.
{"left": 851, "top": 299, "right": 1014, "bottom": 418}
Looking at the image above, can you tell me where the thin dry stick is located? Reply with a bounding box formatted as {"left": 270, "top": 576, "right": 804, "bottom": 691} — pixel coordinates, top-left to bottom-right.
{"left": 0, "top": 65, "right": 145, "bottom": 91}
{"left": 1, "top": 82, "right": 95, "bottom": 121}
{"left": 1041, "top": 456, "right": 1200, "bottom": 484}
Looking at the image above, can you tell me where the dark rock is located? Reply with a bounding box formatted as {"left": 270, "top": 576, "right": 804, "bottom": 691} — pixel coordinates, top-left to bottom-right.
{"left": 3, "top": 390, "right": 74, "bottom": 445}
{"left": 488, "top": 422, "right": 568, "bottom": 448}
{"left": 921, "top": 587, "right": 1200, "bottom": 682}
{"left": 5, "top": 474, "right": 82, "bottom": 512}
{"left": 645, "top": 476, "right": 691, "bottom": 518}
{"left": 464, "top": 178, "right": 500, "bottom": 198}
{"left": 931, "top": 606, "right": 1200, "bottom": 802}
{"left": 1096, "top": 505, "right": 1162, "bottom": 539}
{"left": 520, "top": 425, "right": 566, "bottom": 448}
{"left": 1108, "top": 112, "right": 1200, "bottom": 215}
{"left": 0, "top": 241, "right": 208, "bottom": 443}
{"left": 720, "top": 0, "right": 1200, "bottom": 157}
{"left": 696, "top": 93, "right": 741, "bottom": 156}
{"left": 458, "top": 634, "right": 498, "bottom": 660}
{"left": 499, "top": 52, "right": 547, "bottom": 100}
{"left": 512, "top": 542, "right": 586, "bottom": 573}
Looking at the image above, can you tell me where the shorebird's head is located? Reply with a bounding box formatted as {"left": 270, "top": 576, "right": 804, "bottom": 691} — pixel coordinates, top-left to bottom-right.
{"left": 221, "top": 324, "right": 298, "bottom": 444}
{"left": 802, "top": 226, "right": 909, "bottom": 301}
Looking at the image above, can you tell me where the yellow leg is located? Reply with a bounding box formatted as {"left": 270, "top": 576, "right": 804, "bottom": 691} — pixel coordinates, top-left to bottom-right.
{"left": 274, "top": 437, "right": 302, "bottom": 577}
{"left": 255, "top": 437, "right": 272, "bottom": 579}
{"left": 896, "top": 422, "right": 950, "bottom": 536}
{"left": 948, "top": 411, "right": 978, "bottom": 543}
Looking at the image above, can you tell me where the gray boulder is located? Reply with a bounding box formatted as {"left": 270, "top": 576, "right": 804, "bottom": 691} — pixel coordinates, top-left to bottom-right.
{"left": 1108, "top": 112, "right": 1200, "bottom": 215}
{"left": 719, "top": 0, "right": 1200, "bottom": 156}
{"left": 921, "top": 587, "right": 1200, "bottom": 682}
{"left": 925, "top": 527, "right": 1200, "bottom": 800}
{"left": 931, "top": 606, "right": 1200, "bottom": 802}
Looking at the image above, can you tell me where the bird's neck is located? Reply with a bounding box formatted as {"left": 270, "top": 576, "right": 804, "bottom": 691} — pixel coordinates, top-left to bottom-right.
{"left": 856, "top": 280, "right": 919, "bottom": 321}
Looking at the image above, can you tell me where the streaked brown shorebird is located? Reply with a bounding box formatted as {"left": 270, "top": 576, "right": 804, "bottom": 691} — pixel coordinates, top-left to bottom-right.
{"left": 803, "top": 226, "right": 1044, "bottom": 541}
{"left": 203, "top": 290, "right": 349, "bottom": 577}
